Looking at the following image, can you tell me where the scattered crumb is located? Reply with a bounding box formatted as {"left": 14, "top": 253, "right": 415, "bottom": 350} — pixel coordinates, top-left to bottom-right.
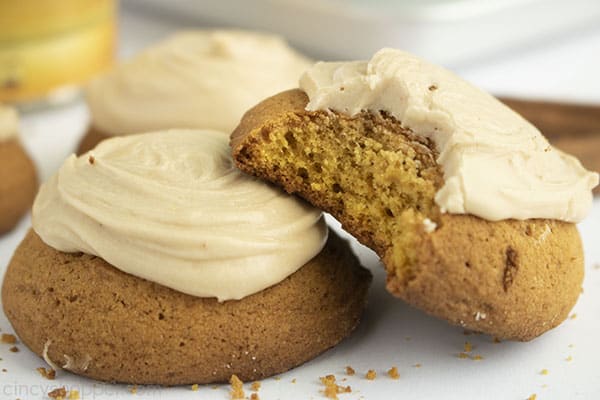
{"left": 413, "top": 363, "right": 422, "bottom": 368}
{"left": 540, "top": 369, "right": 549, "bottom": 375}
{"left": 428, "top": 84, "right": 438, "bottom": 91}
{"left": 472, "top": 355, "right": 484, "bottom": 361}
{"left": 566, "top": 356, "right": 573, "bottom": 362}
{"left": 1, "top": 368, "right": 6, "bottom": 372}
{"left": 48, "top": 387, "right": 67, "bottom": 399}
{"left": 527, "top": 394, "right": 537, "bottom": 400}
{"left": 320, "top": 375, "right": 351, "bottom": 400}
{"left": 230, "top": 374, "right": 244, "bottom": 399}
{"left": 251, "top": 381, "right": 261, "bottom": 392}
{"left": 9, "top": 346, "right": 19, "bottom": 352}
{"left": 191, "top": 384, "right": 199, "bottom": 391}
{"left": 493, "top": 337, "right": 502, "bottom": 344}
{"left": 68, "top": 390, "right": 80, "bottom": 400}
{"left": 464, "top": 341, "right": 473, "bottom": 353}
{"left": 365, "top": 370, "right": 377, "bottom": 380}
{"left": 212, "top": 385, "right": 218, "bottom": 390}
{"left": 88, "top": 155, "right": 95, "bottom": 165}
{"left": 569, "top": 313, "right": 577, "bottom": 320}
{"left": 36, "top": 367, "right": 56, "bottom": 380}
{"left": 387, "top": 366, "right": 400, "bottom": 380}
{"left": 457, "top": 352, "right": 469, "bottom": 359}
{"left": 130, "top": 385, "right": 138, "bottom": 394}
{"left": 345, "top": 366, "right": 355, "bottom": 376}
{"left": 274, "top": 376, "right": 281, "bottom": 381}
{"left": 291, "top": 378, "right": 297, "bottom": 384}
{"left": 250, "top": 394, "right": 260, "bottom": 400}
{"left": 1, "top": 333, "right": 17, "bottom": 344}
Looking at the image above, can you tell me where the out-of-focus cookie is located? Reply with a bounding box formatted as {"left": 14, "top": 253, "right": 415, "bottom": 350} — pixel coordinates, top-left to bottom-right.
{"left": 0, "top": 105, "right": 37, "bottom": 234}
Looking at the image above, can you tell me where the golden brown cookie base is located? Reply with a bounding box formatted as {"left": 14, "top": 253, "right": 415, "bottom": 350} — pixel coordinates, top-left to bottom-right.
{"left": 231, "top": 89, "right": 584, "bottom": 341}
{"left": 77, "top": 126, "right": 111, "bottom": 154}
{"left": 0, "top": 140, "right": 37, "bottom": 234}
{"left": 2, "top": 230, "right": 371, "bottom": 385}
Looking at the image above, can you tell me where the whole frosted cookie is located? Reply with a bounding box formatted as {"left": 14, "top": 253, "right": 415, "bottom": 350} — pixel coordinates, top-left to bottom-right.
{"left": 230, "top": 49, "right": 599, "bottom": 341}
{"left": 0, "top": 105, "right": 37, "bottom": 234}
{"left": 2, "top": 130, "right": 371, "bottom": 385}
{"left": 78, "top": 30, "right": 311, "bottom": 153}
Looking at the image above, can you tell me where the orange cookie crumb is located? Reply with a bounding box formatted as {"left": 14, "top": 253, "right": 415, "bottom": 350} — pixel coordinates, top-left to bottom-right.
{"left": 366, "top": 370, "right": 377, "bottom": 380}
{"left": 472, "top": 355, "right": 483, "bottom": 361}
{"left": 528, "top": 394, "right": 537, "bottom": 400}
{"left": 9, "top": 346, "right": 19, "bottom": 353}
{"left": 320, "top": 374, "right": 351, "bottom": 400}
{"left": 345, "top": 366, "right": 355, "bottom": 376}
{"left": 36, "top": 367, "right": 56, "bottom": 380}
{"left": 250, "top": 394, "right": 260, "bottom": 400}
{"left": 48, "top": 387, "right": 67, "bottom": 399}
{"left": 230, "top": 374, "right": 245, "bottom": 399}
{"left": 251, "top": 381, "right": 261, "bottom": 392}
{"left": 1, "top": 333, "right": 17, "bottom": 344}
{"left": 464, "top": 341, "right": 473, "bottom": 352}
{"left": 387, "top": 366, "right": 400, "bottom": 380}
{"left": 413, "top": 363, "right": 422, "bottom": 368}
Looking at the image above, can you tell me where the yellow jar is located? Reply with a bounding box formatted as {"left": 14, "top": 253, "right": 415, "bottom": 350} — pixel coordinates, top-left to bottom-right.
{"left": 0, "top": 0, "right": 116, "bottom": 104}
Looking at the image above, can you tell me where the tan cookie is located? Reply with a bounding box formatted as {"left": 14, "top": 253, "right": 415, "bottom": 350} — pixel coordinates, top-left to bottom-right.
{"left": 231, "top": 89, "right": 584, "bottom": 341}
{"left": 2, "top": 229, "right": 371, "bottom": 385}
{"left": 0, "top": 139, "right": 37, "bottom": 234}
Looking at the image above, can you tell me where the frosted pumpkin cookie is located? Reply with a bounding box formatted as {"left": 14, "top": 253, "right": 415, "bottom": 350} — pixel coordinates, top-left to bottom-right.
{"left": 78, "top": 30, "right": 311, "bottom": 153}
{"left": 2, "top": 130, "right": 371, "bottom": 385}
{"left": 0, "top": 105, "right": 37, "bottom": 234}
{"left": 231, "top": 49, "right": 599, "bottom": 341}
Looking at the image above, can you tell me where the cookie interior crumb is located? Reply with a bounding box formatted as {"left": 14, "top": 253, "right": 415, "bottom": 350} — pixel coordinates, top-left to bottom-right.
{"left": 230, "top": 374, "right": 245, "bottom": 399}
{"left": 320, "top": 374, "right": 351, "bottom": 400}
{"left": 345, "top": 366, "right": 355, "bottom": 376}
{"left": 387, "top": 366, "right": 400, "bottom": 379}
{"left": 365, "top": 370, "right": 377, "bottom": 380}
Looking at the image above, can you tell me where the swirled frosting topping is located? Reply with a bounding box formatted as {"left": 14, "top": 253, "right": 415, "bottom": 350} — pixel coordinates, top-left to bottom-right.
{"left": 33, "top": 130, "right": 327, "bottom": 301}
{"left": 0, "top": 105, "right": 18, "bottom": 142}
{"left": 86, "top": 30, "right": 311, "bottom": 135}
{"left": 300, "top": 48, "right": 599, "bottom": 222}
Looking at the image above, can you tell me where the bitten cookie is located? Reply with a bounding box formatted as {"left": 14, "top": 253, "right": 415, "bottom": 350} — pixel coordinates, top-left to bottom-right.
{"left": 0, "top": 106, "right": 37, "bottom": 234}
{"left": 2, "top": 129, "right": 371, "bottom": 385}
{"left": 78, "top": 30, "right": 311, "bottom": 153}
{"left": 231, "top": 51, "right": 597, "bottom": 341}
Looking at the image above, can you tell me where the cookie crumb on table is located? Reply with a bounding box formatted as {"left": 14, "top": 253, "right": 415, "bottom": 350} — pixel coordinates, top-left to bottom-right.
{"left": 566, "top": 356, "right": 573, "bottom": 362}
{"left": 472, "top": 355, "right": 483, "bottom": 361}
{"left": 1, "top": 333, "right": 17, "bottom": 344}
{"left": 191, "top": 384, "right": 198, "bottom": 391}
{"left": 387, "top": 366, "right": 400, "bottom": 379}
{"left": 365, "top": 370, "right": 377, "bottom": 380}
{"left": 527, "top": 394, "right": 537, "bottom": 400}
{"left": 9, "top": 346, "right": 19, "bottom": 352}
{"left": 569, "top": 313, "right": 577, "bottom": 320}
{"left": 230, "top": 374, "right": 244, "bottom": 399}
{"left": 320, "top": 374, "right": 351, "bottom": 400}
{"left": 540, "top": 369, "right": 549, "bottom": 375}
{"left": 250, "top": 381, "right": 261, "bottom": 392}
{"left": 36, "top": 366, "right": 56, "bottom": 380}
{"left": 69, "top": 390, "right": 80, "bottom": 400}
{"left": 345, "top": 366, "right": 355, "bottom": 376}
{"left": 457, "top": 352, "right": 469, "bottom": 359}
{"left": 129, "top": 385, "right": 138, "bottom": 394}
{"left": 463, "top": 341, "right": 473, "bottom": 352}
{"left": 250, "top": 393, "right": 260, "bottom": 400}
{"left": 47, "top": 387, "right": 67, "bottom": 399}
{"left": 413, "top": 363, "right": 422, "bottom": 368}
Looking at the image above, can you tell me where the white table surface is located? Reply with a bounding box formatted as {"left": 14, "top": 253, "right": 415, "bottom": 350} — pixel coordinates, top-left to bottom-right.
{"left": 1, "top": 7, "right": 600, "bottom": 400}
